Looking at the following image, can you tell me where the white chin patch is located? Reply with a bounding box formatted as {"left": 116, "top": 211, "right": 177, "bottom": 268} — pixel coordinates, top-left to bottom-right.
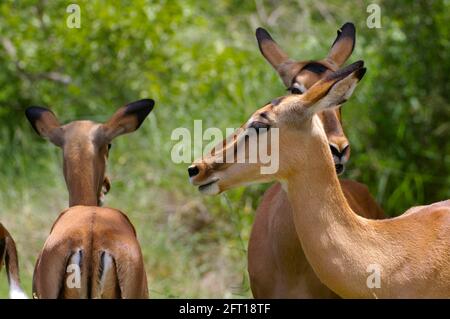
{"left": 199, "top": 182, "right": 220, "bottom": 195}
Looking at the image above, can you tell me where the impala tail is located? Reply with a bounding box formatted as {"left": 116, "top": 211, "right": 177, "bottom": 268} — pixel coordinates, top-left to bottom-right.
{"left": 92, "top": 250, "right": 120, "bottom": 298}
{"left": 62, "top": 248, "right": 120, "bottom": 299}
{"left": 0, "top": 227, "right": 28, "bottom": 299}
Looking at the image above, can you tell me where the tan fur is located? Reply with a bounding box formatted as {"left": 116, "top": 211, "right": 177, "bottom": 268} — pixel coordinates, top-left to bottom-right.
{"left": 248, "top": 25, "right": 384, "bottom": 298}
{"left": 249, "top": 180, "right": 384, "bottom": 298}
{"left": 283, "top": 122, "right": 450, "bottom": 298}
{"left": 191, "top": 64, "right": 450, "bottom": 298}
{"left": 32, "top": 206, "right": 147, "bottom": 298}
{"left": 26, "top": 100, "right": 153, "bottom": 298}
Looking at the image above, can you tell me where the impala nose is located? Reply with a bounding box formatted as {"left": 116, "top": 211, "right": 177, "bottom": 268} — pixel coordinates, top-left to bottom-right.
{"left": 188, "top": 165, "right": 200, "bottom": 178}
{"left": 335, "top": 164, "right": 344, "bottom": 174}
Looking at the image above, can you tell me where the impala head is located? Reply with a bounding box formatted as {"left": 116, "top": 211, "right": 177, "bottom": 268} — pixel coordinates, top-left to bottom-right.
{"left": 25, "top": 99, "right": 154, "bottom": 207}
{"left": 189, "top": 61, "right": 365, "bottom": 195}
{"left": 256, "top": 22, "right": 356, "bottom": 174}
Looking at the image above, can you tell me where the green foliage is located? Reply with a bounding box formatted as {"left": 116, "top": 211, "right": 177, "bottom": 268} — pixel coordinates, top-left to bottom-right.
{"left": 0, "top": 0, "right": 448, "bottom": 298}
{"left": 345, "top": 0, "right": 450, "bottom": 214}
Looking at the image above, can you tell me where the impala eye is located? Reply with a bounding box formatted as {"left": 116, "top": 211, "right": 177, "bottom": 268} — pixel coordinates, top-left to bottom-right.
{"left": 289, "top": 83, "right": 306, "bottom": 95}
{"left": 108, "top": 144, "right": 112, "bottom": 150}
{"left": 291, "top": 87, "right": 303, "bottom": 94}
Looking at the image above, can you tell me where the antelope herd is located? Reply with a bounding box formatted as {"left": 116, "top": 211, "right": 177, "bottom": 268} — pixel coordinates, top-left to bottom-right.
{"left": 1, "top": 22, "right": 449, "bottom": 299}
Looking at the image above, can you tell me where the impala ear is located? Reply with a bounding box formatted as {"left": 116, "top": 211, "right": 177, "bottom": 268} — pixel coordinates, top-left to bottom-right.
{"left": 301, "top": 61, "right": 365, "bottom": 114}
{"left": 327, "top": 22, "right": 356, "bottom": 67}
{"left": 256, "top": 27, "right": 290, "bottom": 69}
{"left": 256, "top": 27, "right": 298, "bottom": 87}
{"left": 100, "top": 99, "right": 154, "bottom": 141}
{"left": 25, "top": 106, "right": 64, "bottom": 146}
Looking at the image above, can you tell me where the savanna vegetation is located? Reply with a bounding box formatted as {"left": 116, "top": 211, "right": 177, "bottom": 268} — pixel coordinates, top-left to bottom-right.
{"left": 0, "top": 0, "right": 448, "bottom": 298}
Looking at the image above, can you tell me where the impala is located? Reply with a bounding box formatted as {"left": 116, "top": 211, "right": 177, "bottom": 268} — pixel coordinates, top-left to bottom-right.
{"left": 246, "top": 23, "right": 384, "bottom": 298}
{"left": 189, "top": 62, "right": 450, "bottom": 298}
{"left": 0, "top": 223, "right": 27, "bottom": 298}
{"left": 25, "top": 99, "right": 153, "bottom": 298}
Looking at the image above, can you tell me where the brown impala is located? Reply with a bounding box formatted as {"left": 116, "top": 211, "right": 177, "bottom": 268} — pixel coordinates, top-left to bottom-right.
{"left": 0, "top": 223, "right": 27, "bottom": 298}
{"left": 26, "top": 99, "right": 153, "bottom": 298}
{"left": 247, "top": 23, "right": 384, "bottom": 298}
{"left": 189, "top": 61, "right": 450, "bottom": 298}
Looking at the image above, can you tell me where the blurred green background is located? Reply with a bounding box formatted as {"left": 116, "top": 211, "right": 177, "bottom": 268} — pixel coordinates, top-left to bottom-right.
{"left": 0, "top": 0, "right": 448, "bottom": 298}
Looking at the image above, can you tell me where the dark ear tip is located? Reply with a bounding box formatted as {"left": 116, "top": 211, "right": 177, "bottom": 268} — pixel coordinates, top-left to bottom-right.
{"left": 327, "top": 60, "right": 364, "bottom": 81}
{"left": 341, "top": 22, "right": 356, "bottom": 33}
{"left": 355, "top": 67, "right": 367, "bottom": 80}
{"left": 126, "top": 99, "right": 155, "bottom": 113}
{"left": 332, "top": 22, "right": 356, "bottom": 49}
{"left": 352, "top": 60, "right": 364, "bottom": 69}
{"left": 346, "top": 60, "right": 364, "bottom": 74}
{"left": 25, "top": 106, "right": 53, "bottom": 135}
{"left": 255, "top": 27, "right": 273, "bottom": 42}
{"left": 255, "top": 27, "right": 264, "bottom": 33}
{"left": 124, "top": 99, "right": 155, "bottom": 128}
{"left": 25, "top": 106, "right": 50, "bottom": 121}
{"left": 140, "top": 98, "right": 155, "bottom": 111}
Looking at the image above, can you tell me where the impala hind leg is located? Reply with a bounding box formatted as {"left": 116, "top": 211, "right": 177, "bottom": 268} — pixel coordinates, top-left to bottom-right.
{"left": 33, "top": 249, "right": 69, "bottom": 299}
{"left": 116, "top": 255, "right": 148, "bottom": 299}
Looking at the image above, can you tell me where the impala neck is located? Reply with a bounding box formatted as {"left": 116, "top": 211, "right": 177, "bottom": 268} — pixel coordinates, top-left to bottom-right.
{"left": 284, "top": 118, "right": 368, "bottom": 292}
{"left": 64, "top": 155, "right": 100, "bottom": 207}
